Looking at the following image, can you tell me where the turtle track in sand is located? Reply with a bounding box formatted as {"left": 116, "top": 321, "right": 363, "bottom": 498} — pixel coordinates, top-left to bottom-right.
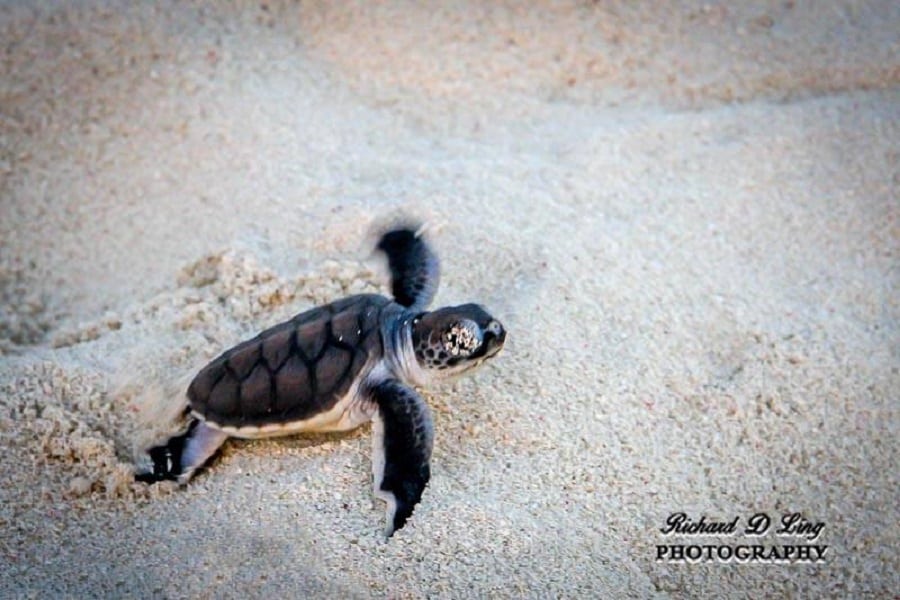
{"left": 0, "top": 248, "right": 380, "bottom": 558}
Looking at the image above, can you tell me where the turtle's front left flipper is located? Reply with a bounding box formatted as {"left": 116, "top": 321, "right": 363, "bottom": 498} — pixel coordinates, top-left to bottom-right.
{"left": 370, "top": 379, "right": 434, "bottom": 537}
{"left": 376, "top": 225, "right": 440, "bottom": 310}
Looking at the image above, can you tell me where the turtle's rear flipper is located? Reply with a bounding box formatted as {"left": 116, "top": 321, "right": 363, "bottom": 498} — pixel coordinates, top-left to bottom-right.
{"left": 136, "top": 418, "right": 228, "bottom": 484}
{"left": 376, "top": 225, "right": 440, "bottom": 311}
{"left": 370, "top": 380, "right": 434, "bottom": 537}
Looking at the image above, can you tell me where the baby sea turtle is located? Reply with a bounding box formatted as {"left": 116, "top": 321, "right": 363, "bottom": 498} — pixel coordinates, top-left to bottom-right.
{"left": 136, "top": 225, "right": 507, "bottom": 536}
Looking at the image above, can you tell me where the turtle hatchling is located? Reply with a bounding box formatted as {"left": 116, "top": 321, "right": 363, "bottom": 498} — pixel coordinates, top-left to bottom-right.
{"left": 136, "top": 225, "right": 507, "bottom": 536}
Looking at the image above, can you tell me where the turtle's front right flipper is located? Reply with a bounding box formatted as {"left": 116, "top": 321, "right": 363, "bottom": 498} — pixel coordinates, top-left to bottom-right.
{"left": 370, "top": 379, "right": 434, "bottom": 537}
{"left": 136, "top": 418, "right": 228, "bottom": 484}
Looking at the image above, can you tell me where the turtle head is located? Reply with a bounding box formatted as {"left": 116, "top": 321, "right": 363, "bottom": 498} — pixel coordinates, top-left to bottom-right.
{"left": 410, "top": 304, "right": 506, "bottom": 378}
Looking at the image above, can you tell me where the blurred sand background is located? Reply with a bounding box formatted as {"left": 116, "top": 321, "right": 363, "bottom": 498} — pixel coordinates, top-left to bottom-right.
{"left": 1, "top": 0, "right": 897, "bottom": 597}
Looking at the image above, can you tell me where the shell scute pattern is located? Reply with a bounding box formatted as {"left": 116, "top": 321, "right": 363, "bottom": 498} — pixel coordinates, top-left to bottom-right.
{"left": 314, "top": 343, "right": 353, "bottom": 398}
{"left": 188, "top": 294, "right": 390, "bottom": 428}
{"left": 294, "top": 311, "right": 329, "bottom": 361}
{"left": 240, "top": 364, "right": 273, "bottom": 420}
{"left": 330, "top": 309, "right": 361, "bottom": 347}
{"left": 205, "top": 369, "right": 240, "bottom": 416}
{"left": 261, "top": 327, "right": 293, "bottom": 371}
{"left": 186, "top": 361, "right": 223, "bottom": 413}
{"left": 273, "top": 354, "right": 312, "bottom": 419}
{"left": 228, "top": 343, "right": 260, "bottom": 379}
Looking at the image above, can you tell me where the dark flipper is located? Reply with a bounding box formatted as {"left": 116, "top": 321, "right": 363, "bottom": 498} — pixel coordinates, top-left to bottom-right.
{"left": 370, "top": 379, "right": 434, "bottom": 536}
{"left": 376, "top": 226, "right": 440, "bottom": 310}
{"left": 135, "top": 418, "right": 228, "bottom": 484}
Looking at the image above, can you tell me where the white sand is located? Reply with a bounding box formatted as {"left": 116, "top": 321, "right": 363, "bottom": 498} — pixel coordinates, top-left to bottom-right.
{"left": 1, "top": 1, "right": 898, "bottom": 596}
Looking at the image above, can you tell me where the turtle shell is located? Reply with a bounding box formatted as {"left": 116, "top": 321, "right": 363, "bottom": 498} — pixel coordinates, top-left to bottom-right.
{"left": 187, "top": 294, "right": 391, "bottom": 429}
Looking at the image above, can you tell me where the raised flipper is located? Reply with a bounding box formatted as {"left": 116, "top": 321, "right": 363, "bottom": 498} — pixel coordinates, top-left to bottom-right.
{"left": 136, "top": 418, "right": 228, "bottom": 484}
{"left": 376, "top": 225, "right": 440, "bottom": 311}
{"left": 370, "top": 379, "right": 434, "bottom": 536}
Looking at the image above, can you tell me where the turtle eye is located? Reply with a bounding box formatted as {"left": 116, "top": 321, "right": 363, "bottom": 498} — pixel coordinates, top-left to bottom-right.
{"left": 485, "top": 320, "right": 502, "bottom": 337}
{"left": 442, "top": 321, "right": 480, "bottom": 356}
